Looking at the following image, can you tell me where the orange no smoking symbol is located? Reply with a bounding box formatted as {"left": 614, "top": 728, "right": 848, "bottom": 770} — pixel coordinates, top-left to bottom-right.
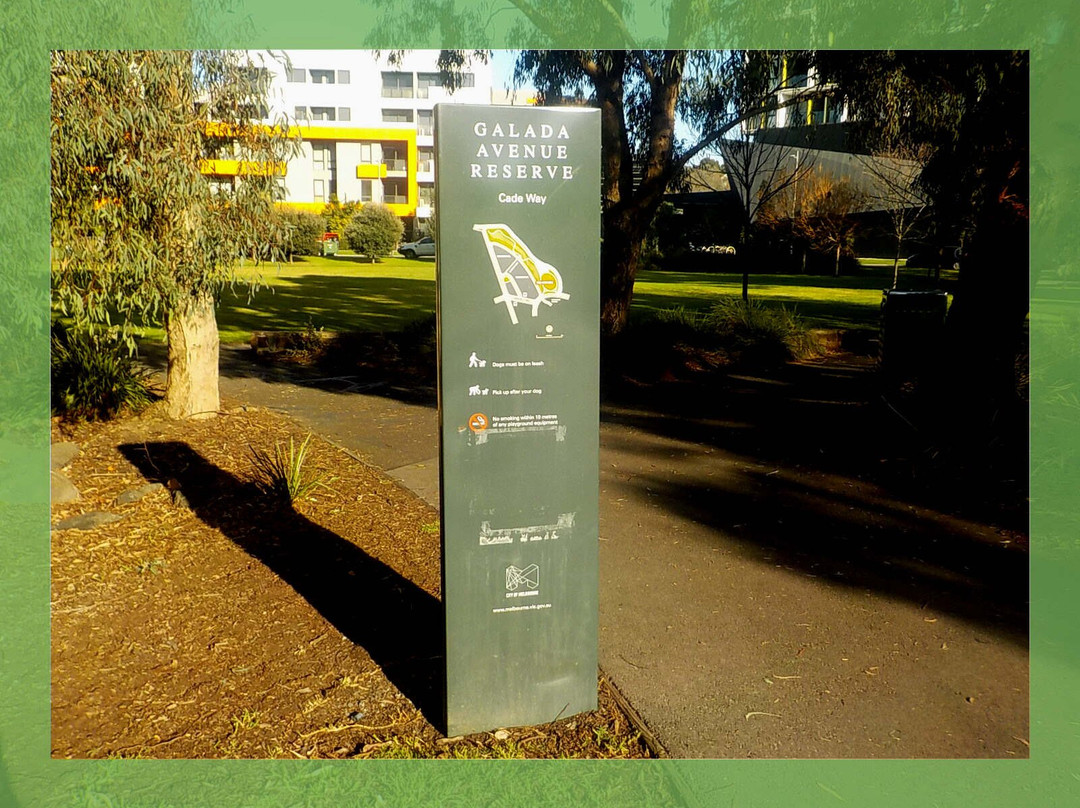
{"left": 468, "top": 412, "right": 489, "bottom": 433}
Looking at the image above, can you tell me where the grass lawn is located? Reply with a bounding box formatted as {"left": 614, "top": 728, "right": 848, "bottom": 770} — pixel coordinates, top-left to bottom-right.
{"left": 135, "top": 253, "right": 437, "bottom": 344}
{"left": 633, "top": 259, "right": 956, "bottom": 331}
{"left": 126, "top": 253, "right": 955, "bottom": 345}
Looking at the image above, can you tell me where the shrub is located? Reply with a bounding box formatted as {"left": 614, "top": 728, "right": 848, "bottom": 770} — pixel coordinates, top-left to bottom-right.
{"left": 321, "top": 195, "right": 362, "bottom": 235}
{"left": 706, "top": 298, "right": 818, "bottom": 365}
{"left": 645, "top": 300, "right": 818, "bottom": 367}
{"left": 279, "top": 208, "right": 324, "bottom": 256}
{"left": 51, "top": 322, "right": 155, "bottom": 420}
{"left": 344, "top": 203, "right": 404, "bottom": 261}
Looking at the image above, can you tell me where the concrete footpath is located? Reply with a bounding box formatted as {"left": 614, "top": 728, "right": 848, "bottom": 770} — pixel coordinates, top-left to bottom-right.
{"left": 216, "top": 345, "right": 1029, "bottom": 759}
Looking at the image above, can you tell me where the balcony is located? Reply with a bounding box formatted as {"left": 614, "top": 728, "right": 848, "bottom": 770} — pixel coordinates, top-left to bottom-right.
{"left": 356, "top": 163, "right": 387, "bottom": 179}
{"left": 383, "top": 194, "right": 407, "bottom": 205}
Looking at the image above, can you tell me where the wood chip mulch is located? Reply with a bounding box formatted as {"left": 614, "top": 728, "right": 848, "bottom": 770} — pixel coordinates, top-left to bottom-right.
{"left": 50, "top": 401, "right": 654, "bottom": 759}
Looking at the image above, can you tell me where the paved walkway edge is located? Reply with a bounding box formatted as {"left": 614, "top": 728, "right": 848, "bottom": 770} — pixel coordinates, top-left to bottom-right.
{"left": 247, "top": 397, "right": 667, "bottom": 754}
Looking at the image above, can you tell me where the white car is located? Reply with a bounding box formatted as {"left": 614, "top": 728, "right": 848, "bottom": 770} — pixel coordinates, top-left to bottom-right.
{"left": 397, "top": 236, "right": 435, "bottom": 259}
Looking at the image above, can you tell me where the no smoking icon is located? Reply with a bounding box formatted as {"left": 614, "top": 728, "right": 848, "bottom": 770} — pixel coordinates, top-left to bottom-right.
{"left": 468, "top": 412, "right": 489, "bottom": 433}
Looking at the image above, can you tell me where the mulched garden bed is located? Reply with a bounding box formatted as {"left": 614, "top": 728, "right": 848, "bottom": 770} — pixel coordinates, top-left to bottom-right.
{"left": 50, "top": 401, "right": 653, "bottom": 759}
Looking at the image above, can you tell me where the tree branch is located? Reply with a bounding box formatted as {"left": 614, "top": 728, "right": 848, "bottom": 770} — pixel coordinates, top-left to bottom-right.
{"left": 504, "top": 0, "right": 564, "bottom": 42}
{"left": 591, "top": 0, "right": 638, "bottom": 47}
{"left": 675, "top": 84, "right": 830, "bottom": 171}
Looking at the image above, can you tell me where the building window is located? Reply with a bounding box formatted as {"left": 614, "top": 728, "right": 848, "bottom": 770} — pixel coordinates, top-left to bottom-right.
{"left": 310, "top": 69, "right": 335, "bottom": 84}
{"left": 294, "top": 106, "right": 308, "bottom": 121}
{"left": 310, "top": 106, "right": 336, "bottom": 121}
{"left": 208, "top": 177, "right": 233, "bottom": 195}
{"left": 417, "top": 109, "right": 434, "bottom": 136}
{"left": 287, "top": 67, "right": 306, "bottom": 83}
{"left": 417, "top": 72, "right": 441, "bottom": 98}
{"left": 360, "top": 143, "right": 374, "bottom": 164}
{"left": 418, "top": 147, "right": 433, "bottom": 173}
{"left": 239, "top": 103, "right": 268, "bottom": 120}
{"left": 360, "top": 180, "right": 372, "bottom": 202}
{"left": 338, "top": 107, "right": 351, "bottom": 122}
{"left": 823, "top": 96, "right": 843, "bottom": 124}
{"left": 313, "top": 144, "right": 332, "bottom": 170}
{"left": 336, "top": 70, "right": 350, "bottom": 84}
{"left": 793, "top": 100, "right": 810, "bottom": 126}
{"left": 383, "top": 179, "right": 406, "bottom": 205}
{"left": 242, "top": 67, "right": 269, "bottom": 92}
{"left": 459, "top": 72, "right": 475, "bottom": 88}
{"left": 313, "top": 179, "right": 326, "bottom": 202}
{"left": 381, "top": 72, "right": 413, "bottom": 98}
{"left": 418, "top": 184, "right": 434, "bottom": 205}
{"left": 383, "top": 146, "right": 406, "bottom": 172}
{"left": 382, "top": 109, "right": 413, "bottom": 124}
{"left": 784, "top": 57, "right": 810, "bottom": 89}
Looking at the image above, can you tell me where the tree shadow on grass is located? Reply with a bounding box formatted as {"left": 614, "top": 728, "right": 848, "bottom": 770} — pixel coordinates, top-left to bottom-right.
{"left": 118, "top": 441, "right": 446, "bottom": 729}
{"left": 218, "top": 273, "right": 436, "bottom": 336}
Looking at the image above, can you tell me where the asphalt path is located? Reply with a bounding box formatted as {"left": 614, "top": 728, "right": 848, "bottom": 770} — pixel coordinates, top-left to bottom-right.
{"left": 213, "top": 344, "right": 1029, "bottom": 758}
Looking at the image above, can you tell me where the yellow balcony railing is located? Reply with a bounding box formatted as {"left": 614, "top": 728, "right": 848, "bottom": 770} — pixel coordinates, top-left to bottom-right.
{"left": 199, "top": 159, "right": 286, "bottom": 176}
{"left": 356, "top": 163, "right": 388, "bottom": 179}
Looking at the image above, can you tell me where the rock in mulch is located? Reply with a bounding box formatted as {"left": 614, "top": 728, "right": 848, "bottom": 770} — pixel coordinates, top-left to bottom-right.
{"left": 53, "top": 512, "right": 123, "bottom": 531}
{"left": 51, "top": 472, "right": 80, "bottom": 504}
{"left": 51, "top": 442, "right": 80, "bottom": 470}
{"left": 114, "top": 483, "right": 166, "bottom": 505}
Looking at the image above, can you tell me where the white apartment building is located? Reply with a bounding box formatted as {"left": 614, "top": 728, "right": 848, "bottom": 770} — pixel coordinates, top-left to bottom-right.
{"left": 214, "top": 50, "right": 496, "bottom": 226}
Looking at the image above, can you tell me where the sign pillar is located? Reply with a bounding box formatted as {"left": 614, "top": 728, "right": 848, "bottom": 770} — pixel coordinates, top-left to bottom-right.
{"left": 435, "top": 104, "right": 601, "bottom": 736}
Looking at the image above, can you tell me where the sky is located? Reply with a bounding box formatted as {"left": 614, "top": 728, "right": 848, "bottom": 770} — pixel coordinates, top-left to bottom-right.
{"left": 490, "top": 50, "right": 526, "bottom": 93}
{"left": 487, "top": 49, "right": 713, "bottom": 164}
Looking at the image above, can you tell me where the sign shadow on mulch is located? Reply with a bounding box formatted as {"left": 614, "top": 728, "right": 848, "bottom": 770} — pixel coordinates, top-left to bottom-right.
{"left": 119, "top": 441, "right": 447, "bottom": 730}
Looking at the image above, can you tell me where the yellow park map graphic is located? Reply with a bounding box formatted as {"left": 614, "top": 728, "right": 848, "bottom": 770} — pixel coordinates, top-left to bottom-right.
{"left": 473, "top": 223, "right": 570, "bottom": 324}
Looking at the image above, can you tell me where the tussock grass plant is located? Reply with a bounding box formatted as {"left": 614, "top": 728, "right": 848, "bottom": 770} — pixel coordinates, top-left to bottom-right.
{"left": 51, "top": 322, "right": 155, "bottom": 420}
{"left": 250, "top": 433, "right": 333, "bottom": 503}
{"left": 708, "top": 298, "right": 819, "bottom": 363}
{"left": 645, "top": 299, "right": 818, "bottom": 366}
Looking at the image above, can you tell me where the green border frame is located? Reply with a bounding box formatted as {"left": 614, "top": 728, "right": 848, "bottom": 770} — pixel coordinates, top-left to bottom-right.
{"left": 3, "top": 1, "right": 1077, "bottom": 804}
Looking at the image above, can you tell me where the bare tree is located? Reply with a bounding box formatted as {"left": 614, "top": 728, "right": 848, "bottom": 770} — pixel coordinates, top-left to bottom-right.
{"left": 761, "top": 168, "right": 868, "bottom": 276}
{"left": 859, "top": 144, "right": 932, "bottom": 287}
{"left": 719, "top": 131, "right": 817, "bottom": 299}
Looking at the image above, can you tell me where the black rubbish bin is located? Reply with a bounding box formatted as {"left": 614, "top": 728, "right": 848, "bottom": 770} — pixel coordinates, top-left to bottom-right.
{"left": 879, "top": 289, "right": 948, "bottom": 378}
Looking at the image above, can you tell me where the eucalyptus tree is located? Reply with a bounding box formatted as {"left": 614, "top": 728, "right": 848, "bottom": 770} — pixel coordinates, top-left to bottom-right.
{"left": 509, "top": 49, "right": 811, "bottom": 333}
{"left": 430, "top": 46, "right": 824, "bottom": 334}
{"left": 372, "top": 1, "right": 827, "bottom": 335}
{"left": 817, "top": 50, "right": 1029, "bottom": 413}
{"left": 50, "top": 50, "right": 297, "bottom": 418}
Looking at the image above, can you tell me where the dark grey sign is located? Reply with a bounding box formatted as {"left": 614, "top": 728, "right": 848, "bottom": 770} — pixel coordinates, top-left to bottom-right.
{"left": 435, "top": 104, "right": 601, "bottom": 736}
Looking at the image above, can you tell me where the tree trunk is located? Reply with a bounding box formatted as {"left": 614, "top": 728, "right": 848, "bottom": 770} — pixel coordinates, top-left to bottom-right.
{"left": 834, "top": 244, "right": 841, "bottom": 277}
{"left": 599, "top": 218, "right": 642, "bottom": 337}
{"left": 739, "top": 225, "right": 751, "bottom": 301}
{"left": 164, "top": 291, "right": 220, "bottom": 419}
